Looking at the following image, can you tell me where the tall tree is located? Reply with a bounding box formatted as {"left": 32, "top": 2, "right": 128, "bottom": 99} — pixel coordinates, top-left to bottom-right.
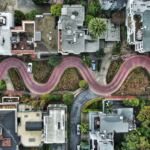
{"left": 89, "top": 2, "right": 101, "bottom": 17}
{"left": 25, "top": 9, "right": 40, "bottom": 20}
{"left": 88, "top": 18, "right": 107, "bottom": 38}
{"left": 14, "top": 10, "right": 25, "bottom": 26}
{"left": 49, "top": 55, "right": 61, "bottom": 67}
{"left": 51, "top": 2, "right": 63, "bottom": 17}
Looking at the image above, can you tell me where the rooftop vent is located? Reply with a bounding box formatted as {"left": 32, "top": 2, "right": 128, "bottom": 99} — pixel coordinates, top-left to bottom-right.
{"left": 71, "top": 15, "right": 76, "bottom": 20}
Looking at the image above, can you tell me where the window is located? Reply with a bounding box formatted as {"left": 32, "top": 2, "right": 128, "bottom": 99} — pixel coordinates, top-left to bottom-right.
{"left": 36, "top": 113, "right": 40, "bottom": 117}
{"left": 24, "top": 115, "right": 28, "bottom": 118}
{"left": 29, "top": 138, "right": 35, "bottom": 142}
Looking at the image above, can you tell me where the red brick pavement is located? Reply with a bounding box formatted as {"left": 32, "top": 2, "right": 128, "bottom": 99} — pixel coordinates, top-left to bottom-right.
{"left": 0, "top": 55, "right": 149, "bottom": 95}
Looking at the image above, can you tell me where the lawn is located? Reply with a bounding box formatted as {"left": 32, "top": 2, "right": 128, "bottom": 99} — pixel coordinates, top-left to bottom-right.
{"left": 9, "top": 68, "right": 29, "bottom": 91}
{"left": 113, "top": 67, "right": 150, "bottom": 96}
{"left": 33, "top": 62, "right": 54, "bottom": 83}
{"left": 106, "top": 59, "right": 124, "bottom": 83}
{"left": 55, "top": 68, "right": 83, "bottom": 91}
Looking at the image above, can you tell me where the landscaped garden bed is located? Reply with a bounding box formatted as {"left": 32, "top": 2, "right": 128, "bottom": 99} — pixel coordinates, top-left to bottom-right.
{"left": 33, "top": 62, "right": 54, "bottom": 83}
{"left": 9, "top": 68, "right": 29, "bottom": 91}
{"left": 113, "top": 67, "right": 150, "bottom": 96}
{"left": 106, "top": 59, "right": 124, "bottom": 83}
{"left": 54, "top": 68, "right": 83, "bottom": 91}
{"left": 0, "top": 80, "right": 6, "bottom": 90}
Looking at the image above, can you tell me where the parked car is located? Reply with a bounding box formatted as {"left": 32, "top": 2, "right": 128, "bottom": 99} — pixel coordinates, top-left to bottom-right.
{"left": 77, "top": 124, "right": 80, "bottom": 135}
{"left": 27, "top": 63, "right": 32, "bottom": 73}
{"left": 77, "top": 144, "right": 80, "bottom": 150}
{"left": 91, "top": 60, "right": 96, "bottom": 71}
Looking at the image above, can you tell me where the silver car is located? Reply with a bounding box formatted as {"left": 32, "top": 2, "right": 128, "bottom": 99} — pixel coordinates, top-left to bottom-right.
{"left": 27, "top": 63, "right": 32, "bottom": 73}
{"left": 77, "top": 124, "right": 80, "bottom": 135}
{"left": 77, "top": 145, "right": 80, "bottom": 150}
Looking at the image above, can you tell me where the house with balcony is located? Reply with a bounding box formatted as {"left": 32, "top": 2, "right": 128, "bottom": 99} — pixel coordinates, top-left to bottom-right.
{"left": 126, "top": 0, "right": 150, "bottom": 53}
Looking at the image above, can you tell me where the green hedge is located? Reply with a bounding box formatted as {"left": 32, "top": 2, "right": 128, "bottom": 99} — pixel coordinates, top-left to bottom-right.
{"left": 82, "top": 97, "right": 105, "bottom": 112}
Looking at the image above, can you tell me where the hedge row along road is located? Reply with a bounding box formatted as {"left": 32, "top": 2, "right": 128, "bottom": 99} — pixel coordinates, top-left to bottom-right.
{"left": 0, "top": 55, "right": 148, "bottom": 95}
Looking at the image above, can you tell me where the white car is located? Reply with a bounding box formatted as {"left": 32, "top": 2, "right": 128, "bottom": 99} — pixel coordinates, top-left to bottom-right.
{"left": 77, "top": 124, "right": 80, "bottom": 135}
{"left": 77, "top": 145, "right": 80, "bottom": 150}
{"left": 27, "top": 63, "right": 32, "bottom": 73}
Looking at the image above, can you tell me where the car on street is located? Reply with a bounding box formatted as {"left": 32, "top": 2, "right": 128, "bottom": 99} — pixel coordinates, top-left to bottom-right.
{"left": 91, "top": 60, "right": 96, "bottom": 71}
{"left": 77, "top": 144, "right": 80, "bottom": 150}
{"left": 77, "top": 124, "right": 80, "bottom": 135}
{"left": 27, "top": 63, "right": 32, "bottom": 73}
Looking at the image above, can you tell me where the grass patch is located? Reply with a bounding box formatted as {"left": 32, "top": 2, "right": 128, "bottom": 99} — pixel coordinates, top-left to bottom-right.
{"left": 54, "top": 68, "right": 83, "bottom": 91}
{"left": 106, "top": 59, "right": 124, "bottom": 84}
{"left": 82, "top": 97, "right": 105, "bottom": 112}
{"left": 9, "top": 68, "right": 30, "bottom": 92}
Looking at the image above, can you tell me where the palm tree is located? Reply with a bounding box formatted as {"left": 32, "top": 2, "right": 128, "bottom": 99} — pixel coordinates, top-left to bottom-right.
{"left": 88, "top": 18, "right": 107, "bottom": 38}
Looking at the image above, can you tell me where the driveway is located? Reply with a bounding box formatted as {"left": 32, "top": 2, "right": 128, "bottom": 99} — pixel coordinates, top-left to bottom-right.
{"left": 69, "top": 89, "right": 101, "bottom": 150}
{"left": 17, "top": 0, "right": 51, "bottom": 13}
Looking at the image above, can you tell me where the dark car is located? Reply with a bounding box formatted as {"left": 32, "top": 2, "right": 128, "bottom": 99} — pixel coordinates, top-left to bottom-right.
{"left": 91, "top": 60, "right": 96, "bottom": 71}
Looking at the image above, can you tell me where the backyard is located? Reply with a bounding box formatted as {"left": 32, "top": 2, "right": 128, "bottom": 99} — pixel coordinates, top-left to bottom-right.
{"left": 113, "top": 67, "right": 150, "bottom": 96}
{"left": 106, "top": 59, "right": 124, "bottom": 84}
{"left": 33, "top": 62, "right": 54, "bottom": 83}
{"left": 9, "top": 68, "right": 29, "bottom": 91}
{"left": 54, "top": 68, "right": 83, "bottom": 91}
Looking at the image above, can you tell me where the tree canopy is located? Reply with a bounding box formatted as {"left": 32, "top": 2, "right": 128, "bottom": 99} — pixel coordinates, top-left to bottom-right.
{"left": 79, "top": 80, "right": 89, "bottom": 90}
{"left": 123, "top": 98, "right": 140, "bottom": 107}
{"left": 14, "top": 10, "right": 25, "bottom": 26}
{"left": 84, "top": 14, "right": 94, "bottom": 27}
{"left": 89, "top": 2, "right": 101, "bottom": 16}
{"left": 63, "top": 93, "right": 74, "bottom": 105}
{"left": 49, "top": 55, "right": 61, "bottom": 67}
{"left": 88, "top": 18, "right": 107, "bottom": 38}
{"left": 25, "top": 9, "right": 40, "bottom": 20}
{"left": 121, "top": 131, "right": 150, "bottom": 150}
{"left": 51, "top": 2, "right": 63, "bottom": 17}
{"left": 94, "top": 48, "right": 105, "bottom": 58}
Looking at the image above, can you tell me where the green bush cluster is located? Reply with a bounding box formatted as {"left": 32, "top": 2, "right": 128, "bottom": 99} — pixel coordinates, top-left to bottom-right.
{"left": 81, "top": 1, "right": 86, "bottom": 7}
{"left": 25, "top": 9, "right": 40, "bottom": 20}
{"left": 94, "top": 48, "right": 105, "bottom": 58}
{"left": 84, "top": 14, "right": 94, "bottom": 27}
{"left": 42, "top": 93, "right": 62, "bottom": 102}
{"left": 51, "top": 2, "right": 63, "bottom": 17}
{"left": 0, "top": 80, "right": 6, "bottom": 90}
{"left": 89, "top": 2, "right": 101, "bottom": 16}
{"left": 123, "top": 98, "right": 140, "bottom": 107}
{"left": 113, "top": 43, "right": 122, "bottom": 55}
{"left": 79, "top": 80, "right": 89, "bottom": 90}
{"left": 82, "top": 56, "right": 91, "bottom": 68}
{"left": 49, "top": 55, "right": 62, "bottom": 67}
{"left": 14, "top": 10, "right": 25, "bottom": 26}
{"left": 80, "top": 122, "right": 89, "bottom": 133}
{"left": 82, "top": 97, "right": 105, "bottom": 112}
{"left": 63, "top": 93, "right": 74, "bottom": 113}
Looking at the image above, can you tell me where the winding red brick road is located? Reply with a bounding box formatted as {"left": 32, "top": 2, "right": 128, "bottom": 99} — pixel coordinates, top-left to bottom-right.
{"left": 0, "top": 55, "right": 149, "bottom": 95}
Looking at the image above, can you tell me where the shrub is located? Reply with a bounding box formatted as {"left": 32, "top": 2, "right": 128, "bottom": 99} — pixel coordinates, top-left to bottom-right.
{"left": 63, "top": 93, "right": 74, "bottom": 105}
{"left": 49, "top": 55, "right": 61, "bottom": 67}
{"left": 40, "top": 100, "right": 46, "bottom": 109}
{"left": 25, "top": 9, "right": 40, "bottom": 20}
{"left": 113, "top": 43, "right": 122, "bottom": 55}
{"left": 123, "top": 98, "right": 139, "bottom": 107}
{"left": 32, "top": 0, "right": 48, "bottom": 5}
{"left": 81, "top": 1, "right": 86, "bottom": 7}
{"left": 0, "top": 80, "right": 6, "bottom": 90}
{"left": 80, "top": 122, "right": 89, "bottom": 133}
{"left": 89, "top": 2, "right": 101, "bottom": 16}
{"left": 41, "top": 94, "right": 51, "bottom": 102}
{"left": 94, "top": 48, "right": 105, "bottom": 58}
{"left": 54, "top": 94, "right": 62, "bottom": 100}
{"left": 79, "top": 80, "right": 89, "bottom": 90}
{"left": 51, "top": 2, "right": 63, "bottom": 17}
{"left": 82, "top": 56, "right": 91, "bottom": 68}
{"left": 14, "top": 10, "right": 25, "bottom": 26}
{"left": 84, "top": 14, "right": 94, "bottom": 27}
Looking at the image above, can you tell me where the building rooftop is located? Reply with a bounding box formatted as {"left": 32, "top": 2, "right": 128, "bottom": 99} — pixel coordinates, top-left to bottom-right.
{"left": 143, "top": 10, "right": 150, "bottom": 52}
{"left": 0, "top": 110, "right": 20, "bottom": 150}
{"left": 17, "top": 111, "right": 42, "bottom": 147}
{"left": 43, "top": 104, "right": 67, "bottom": 144}
{"left": 0, "top": 12, "right": 14, "bottom": 55}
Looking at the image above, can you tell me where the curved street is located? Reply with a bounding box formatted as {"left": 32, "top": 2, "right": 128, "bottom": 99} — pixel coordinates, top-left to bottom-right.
{"left": 69, "top": 89, "right": 101, "bottom": 150}
{"left": 0, "top": 55, "right": 149, "bottom": 95}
